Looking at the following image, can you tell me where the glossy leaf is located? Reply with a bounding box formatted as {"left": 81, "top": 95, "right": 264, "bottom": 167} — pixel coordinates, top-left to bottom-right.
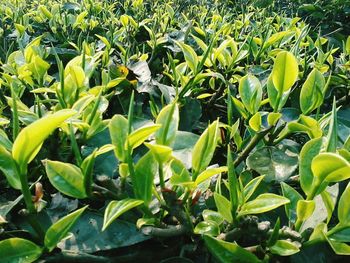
{"left": 175, "top": 41, "right": 199, "bottom": 74}
{"left": 311, "top": 153, "right": 350, "bottom": 183}
{"left": 155, "top": 103, "right": 179, "bottom": 146}
{"left": 0, "top": 145, "right": 20, "bottom": 189}
{"left": 102, "top": 199, "right": 144, "bottom": 231}
{"left": 195, "top": 166, "right": 228, "bottom": 186}
{"left": 270, "top": 240, "right": 300, "bottom": 256}
{"left": 325, "top": 98, "right": 338, "bottom": 152}
{"left": 249, "top": 112, "right": 262, "bottom": 132}
{"left": 299, "top": 137, "right": 324, "bottom": 195}
{"left": 109, "top": 115, "right": 129, "bottom": 162}
{"left": 203, "top": 235, "right": 261, "bottom": 263}
{"left": 281, "top": 182, "right": 303, "bottom": 222}
{"left": 45, "top": 160, "right": 87, "bottom": 199}
{"left": 127, "top": 124, "right": 161, "bottom": 150}
{"left": 238, "top": 74, "right": 262, "bottom": 114}
{"left": 192, "top": 120, "right": 219, "bottom": 176}
{"left": 134, "top": 152, "right": 157, "bottom": 204}
{"left": 239, "top": 193, "right": 290, "bottom": 217}
{"left": 271, "top": 51, "right": 299, "bottom": 93}
{"left": 203, "top": 209, "right": 225, "bottom": 225}
{"left": 144, "top": 143, "right": 172, "bottom": 164}
{"left": 338, "top": 182, "right": 350, "bottom": 224}
{"left": 300, "top": 69, "right": 325, "bottom": 115}
{"left": 12, "top": 109, "right": 76, "bottom": 170}
{"left": 45, "top": 206, "right": 88, "bottom": 252}
{"left": 194, "top": 221, "right": 220, "bottom": 236}
{"left": 214, "top": 192, "right": 233, "bottom": 223}
{"left": 297, "top": 200, "right": 315, "bottom": 221}
{"left": 0, "top": 238, "right": 42, "bottom": 263}
{"left": 243, "top": 175, "right": 265, "bottom": 202}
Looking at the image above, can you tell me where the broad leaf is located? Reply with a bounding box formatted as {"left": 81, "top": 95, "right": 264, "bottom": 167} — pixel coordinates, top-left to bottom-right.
{"left": 311, "top": 153, "right": 350, "bottom": 183}
{"left": 109, "top": 115, "right": 129, "bottom": 162}
{"left": 238, "top": 74, "right": 262, "bottom": 114}
{"left": 45, "top": 206, "right": 88, "bottom": 252}
{"left": 214, "top": 193, "right": 233, "bottom": 223}
{"left": 155, "top": 103, "right": 179, "bottom": 146}
{"left": 239, "top": 193, "right": 290, "bottom": 217}
{"left": 127, "top": 124, "right": 161, "bottom": 150}
{"left": 195, "top": 166, "right": 228, "bottom": 186}
{"left": 299, "top": 137, "right": 324, "bottom": 195}
{"left": 338, "top": 182, "right": 350, "bottom": 224}
{"left": 300, "top": 69, "right": 325, "bottom": 115}
{"left": 103, "top": 199, "right": 144, "bottom": 231}
{"left": 194, "top": 221, "right": 220, "bottom": 236}
{"left": 12, "top": 109, "right": 76, "bottom": 170}
{"left": 0, "top": 145, "right": 20, "bottom": 189}
{"left": 45, "top": 160, "right": 87, "bottom": 199}
{"left": 0, "top": 238, "right": 42, "bottom": 263}
{"left": 270, "top": 240, "right": 300, "bottom": 256}
{"left": 203, "top": 235, "right": 261, "bottom": 263}
{"left": 134, "top": 152, "right": 158, "bottom": 204}
{"left": 192, "top": 120, "right": 219, "bottom": 176}
{"left": 271, "top": 51, "right": 299, "bottom": 93}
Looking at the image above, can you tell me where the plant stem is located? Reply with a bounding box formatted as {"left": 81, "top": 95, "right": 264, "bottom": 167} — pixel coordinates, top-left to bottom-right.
{"left": 158, "top": 163, "right": 165, "bottom": 189}
{"left": 233, "top": 126, "right": 274, "bottom": 167}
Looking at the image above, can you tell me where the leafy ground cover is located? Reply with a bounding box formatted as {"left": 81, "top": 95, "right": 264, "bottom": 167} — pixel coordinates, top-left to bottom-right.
{"left": 0, "top": 0, "right": 350, "bottom": 262}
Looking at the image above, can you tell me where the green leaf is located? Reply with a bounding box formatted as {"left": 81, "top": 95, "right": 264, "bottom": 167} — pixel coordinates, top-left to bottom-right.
{"left": 134, "top": 152, "right": 157, "bottom": 204}
{"left": 203, "top": 209, "right": 225, "bottom": 225}
{"left": 325, "top": 98, "right": 338, "bottom": 152}
{"left": 45, "top": 160, "right": 87, "bottom": 199}
{"left": 0, "top": 238, "right": 42, "bottom": 263}
{"left": 299, "top": 137, "right": 324, "bottom": 195}
{"left": 127, "top": 124, "right": 161, "bottom": 150}
{"left": 155, "top": 103, "right": 179, "bottom": 146}
{"left": 321, "top": 190, "right": 335, "bottom": 224}
{"left": 267, "top": 76, "right": 289, "bottom": 111}
{"left": 249, "top": 112, "right": 262, "bottom": 132}
{"left": 238, "top": 193, "right": 290, "bottom": 217}
{"left": 194, "top": 221, "right": 220, "bottom": 236}
{"left": 144, "top": 143, "right": 172, "bottom": 164}
{"left": 214, "top": 192, "right": 233, "bottom": 223}
{"left": 175, "top": 41, "right": 199, "bottom": 74}
{"left": 195, "top": 166, "right": 228, "bottom": 186}
{"left": 192, "top": 120, "right": 219, "bottom": 176}
{"left": 243, "top": 175, "right": 265, "bottom": 202}
{"left": 263, "top": 31, "right": 293, "bottom": 50}
{"left": 281, "top": 182, "right": 303, "bottom": 223}
{"left": 269, "top": 240, "right": 300, "bottom": 256}
{"left": 0, "top": 145, "right": 20, "bottom": 189}
{"left": 324, "top": 233, "right": 350, "bottom": 255}
{"left": 338, "top": 182, "right": 350, "bottom": 224}
{"left": 102, "top": 199, "right": 144, "bottom": 231}
{"left": 300, "top": 69, "right": 325, "bottom": 115}
{"left": 45, "top": 206, "right": 88, "bottom": 252}
{"left": 346, "top": 36, "right": 350, "bottom": 55}
{"left": 203, "top": 235, "right": 261, "bottom": 263}
{"left": 311, "top": 153, "right": 350, "bottom": 183}
{"left": 297, "top": 200, "right": 315, "bottom": 221}
{"left": 109, "top": 115, "right": 129, "bottom": 162}
{"left": 227, "top": 149, "right": 239, "bottom": 214}
{"left": 267, "top": 218, "right": 281, "bottom": 246}
{"left": 238, "top": 74, "right": 262, "bottom": 114}
{"left": 267, "top": 112, "right": 282, "bottom": 126}
{"left": 12, "top": 109, "right": 76, "bottom": 170}
{"left": 169, "top": 157, "right": 192, "bottom": 187}
{"left": 271, "top": 51, "right": 299, "bottom": 93}
{"left": 246, "top": 146, "right": 298, "bottom": 182}
{"left": 81, "top": 150, "right": 96, "bottom": 196}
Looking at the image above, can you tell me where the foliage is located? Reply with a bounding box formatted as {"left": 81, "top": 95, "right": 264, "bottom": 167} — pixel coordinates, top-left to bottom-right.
{"left": 0, "top": 0, "right": 350, "bottom": 262}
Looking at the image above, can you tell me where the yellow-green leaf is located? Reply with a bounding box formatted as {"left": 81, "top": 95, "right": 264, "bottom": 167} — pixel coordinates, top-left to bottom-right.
{"left": 12, "top": 109, "right": 76, "bottom": 170}
{"left": 272, "top": 51, "right": 299, "bottom": 93}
